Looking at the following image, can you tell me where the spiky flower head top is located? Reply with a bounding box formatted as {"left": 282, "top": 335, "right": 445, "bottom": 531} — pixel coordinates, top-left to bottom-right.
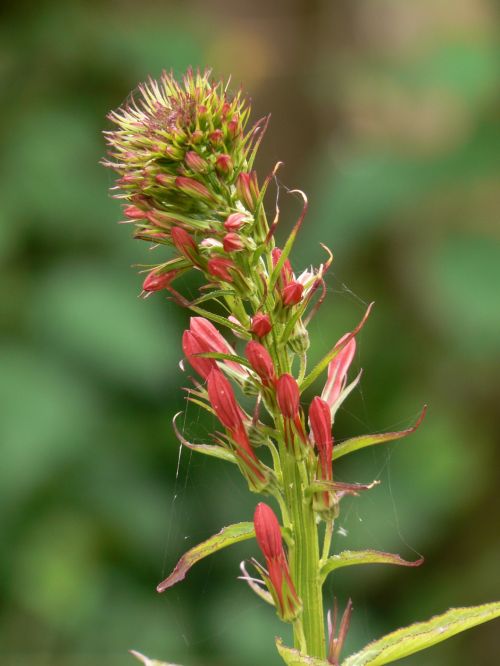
{"left": 103, "top": 68, "right": 269, "bottom": 290}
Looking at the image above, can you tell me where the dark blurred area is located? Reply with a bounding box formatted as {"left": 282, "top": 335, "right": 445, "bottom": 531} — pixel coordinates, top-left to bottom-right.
{"left": 1, "top": 1, "right": 499, "bottom": 664}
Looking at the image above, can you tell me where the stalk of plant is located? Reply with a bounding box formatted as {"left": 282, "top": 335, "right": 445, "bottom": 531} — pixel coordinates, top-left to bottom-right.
{"left": 103, "top": 69, "right": 500, "bottom": 666}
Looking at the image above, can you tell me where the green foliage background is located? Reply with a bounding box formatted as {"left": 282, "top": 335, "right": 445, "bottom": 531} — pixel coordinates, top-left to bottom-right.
{"left": 1, "top": 1, "right": 499, "bottom": 664}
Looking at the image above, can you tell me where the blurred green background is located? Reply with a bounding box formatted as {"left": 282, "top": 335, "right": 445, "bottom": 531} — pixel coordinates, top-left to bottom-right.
{"left": 1, "top": 1, "right": 499, "bottom": 664}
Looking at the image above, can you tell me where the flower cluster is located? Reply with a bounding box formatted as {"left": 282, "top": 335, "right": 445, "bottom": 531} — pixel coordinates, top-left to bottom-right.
{"left": 105, "top": 70, "right": 432, "bottom": 665}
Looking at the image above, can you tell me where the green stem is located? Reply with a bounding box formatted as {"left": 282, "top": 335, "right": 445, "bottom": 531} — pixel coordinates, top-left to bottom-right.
{"left": 283, "top": 451, "right": 325, "bottom": 658}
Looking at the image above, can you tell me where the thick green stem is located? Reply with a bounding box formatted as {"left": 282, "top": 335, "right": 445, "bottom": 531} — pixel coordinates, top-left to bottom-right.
{"left": 283, "top": 452, "right": 325, "bottom": 658}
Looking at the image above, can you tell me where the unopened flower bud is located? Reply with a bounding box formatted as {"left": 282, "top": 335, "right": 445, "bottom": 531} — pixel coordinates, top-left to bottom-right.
{"left": 155, "top": 173, "right": 175, "bottom": 187}
{"left": 171, "top": 226, "right": 198, "bottom": 262}
{"left": 309, "top": 397, "right": 333, "bottom": 477}
{"left": 321, "top": 335, "right": 356, "bottom": 408}
{"left": 185, "top": 150, "right": 207, "bottom": 173}
{"left": 182, "top": 330, "right": 217, "bottom": 379}
{"left": 215, "top": 153, "right": 233, "bottom": 175}
{"left": 209, "top": 129, "right": 224, "bottom": 145}
{"left": 282, "top": 281, "right": 304, "bottom": 307}
{"left": 227, "top": 116, "right": 240, "bottom": 138}
{"left": 223, "top": 232, "right": 244, "bottom": 252}
{"left": 271, "top": 248, "right": 293, "bottom": 286}
{"left": 142, "top": 269, "right": 177, "bottom": 292}
{"left": 207, "top": 257, "right": 235, "bottom": 282}
{"left": 236, "top": 172, "right": 259, "bottom": 210}
{"left": 207, "top": 369, "right": 243, "bottom": 432}
{"left": 288, "top": 320, "right": 310, "bottom": 353}
{"left": 251, "top": 313, "right": 272, "bottom": 338}
{"left": 124, "top": 205, "right": 147, "bottom": 220}
{"left": 190, "top": 129, "right": 203, "bottom": 144}
{"left": 245, "top": 341, "right": 275, "bottom": 386}
{"left": 224, "top": 212, "right": 247, "bottom": 231}
{"left": 175, "top": 176, "right": 213, "bottom": 202}
{"left": 276, "top": 374, "right": 300, "bottom": 419}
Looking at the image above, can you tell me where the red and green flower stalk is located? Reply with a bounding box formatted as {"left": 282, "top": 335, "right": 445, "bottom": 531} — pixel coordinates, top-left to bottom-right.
{"left": 103, "top": 69, "right": 500, "bottom": 666}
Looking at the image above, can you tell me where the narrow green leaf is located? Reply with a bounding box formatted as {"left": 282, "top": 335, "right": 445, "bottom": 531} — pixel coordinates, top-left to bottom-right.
{"left": 333, "top": 406, "right": 427, "bottom": 461}
{"left": 321, "top": 550, "right": 423, "bottom": 582}
{"left": 157, "top": 522, "right": 255, "bottom": 592}
{"left": 188, "top": 304, "right": 248, "bottom": 336}
{"left": 341, "top": 602, "right": 500, "bottom": 666}
{"left": 301, "top": 303, "right": 373, "bottom": 393}
{"left": 129, "top": 650, "right": 182, "bottom": 666}
{"left": 276, "top": 638, "right": 330, "bottom": 666}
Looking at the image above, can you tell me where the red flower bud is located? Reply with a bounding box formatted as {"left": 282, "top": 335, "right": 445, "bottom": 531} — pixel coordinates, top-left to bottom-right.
{"left": 254, "top": 502, "right": 283, "bottom": 561}
{"left": 188, "top": 317, "right": 246, "bottom": 381}
{"left": 276, "top": 374, "right": 300, "bottom": 419}
{"left": 236, "top": 171, "right": 259, "bottom": 210}
{"left": 321, "top": 335, "right": 356, "bottom": 408}
{"left": 215, "top": 153, "right": 233, "bottom": 175}
{"left": 170, "top": 226, "right": 197, "bottom": 262}
{"left": 224, "top": 212, "right": 247, "bottom": 231}
{"left": 207, "top": 369, "right": 243, "bottom": 432}
{"left": 142, "top": 269, "right": 177, "bottom": 292}
{"left": 251, "top": 313, "right": 272, "bottom": 338}
{"left": 124, "top": 205, "right": 147, "bottom": 220}
{"left": 207, "top": 257, "right": 235, "bottom": 282}
{"left": 155, "top": 173, "right": 175, "bottom": 187}
{"left": 309, "top": 396, "right": 333, "bottom": 480}
{"left": 182, "top": 330, "right": 217, "bottom": 379}
{"left": 209, "top": 129, "right": 224, "bottom": 145}
{"left": 184, "top": 150, "right": 207, "bottom": 173}
{"left": 223, "top": 232, "right": 244, "bottom": 252}
{"left": 227, "top": 116, "right": 240, "bottom": 138}
{"left": 271, "top": 248, "right": 293, "bottom": 286}
{"left": 175, "top": 176, "right": 213, "bottom": 201}
{"left": 282, "top": 281, "right": 304, "bottom": 306}
{"left": 245, "top": 341, "right": 275, "bottom": 386}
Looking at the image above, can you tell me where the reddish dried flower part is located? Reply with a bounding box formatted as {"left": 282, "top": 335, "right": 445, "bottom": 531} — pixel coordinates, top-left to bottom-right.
{"left": 254, "top": 502, "right": 283, "bottom": 561}
{"left": 124, "top": 205, "right": 147, "bottom": 220}
{"left": 182, "top": 330, "right": 217, "bottom": 379}
{"left": 276, "top": 374, "right": 300, "bottom": 419}
{"left": 207, "top": 257, "right": 235, "bottom": 282}
{"left": 251, "top": 312, "right": 272, "bottom": 338}
{"left": 209, "top": 129, "right": 224, "bottom": 145}
{"left": 321, "top": 335, "right": 356, "bottom": 408}
{"left": 282, "top": 281, "right": 304, "bottom": 306}
{"left": 309, "top": 396, "right": 333, "bottom": 479}
{"left": 175, "top": 176, "right": 213, "bottom": 201}
{"left": 224, "top": 212, "right": 247, "bottom": 231}
{"left": 184, "top": 150, "right": 207, "bottom": 172}
{"left": 171, "top": 226, "right": 197, "bottom": 262}
{"left": 207, "top": 369, "right": 243, "bottom": 432}
{"left": 142, "top": 269, "right": 177, "bottom": 292}
{"left": 245, "top": 341, "right": 275, "bottom": 385}
{"left": 216, "top": 153, "right": 233, "bottom": 174}
{"left": 223, "top": 232, "right": 244, "bottom": 253}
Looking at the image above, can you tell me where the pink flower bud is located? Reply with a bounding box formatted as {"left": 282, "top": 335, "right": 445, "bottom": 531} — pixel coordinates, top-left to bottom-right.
{"left": 124, "top": 205, "right": 147, "bottom": 220}
{"left": 182, "top": 330, "right": 217, "bottom": 379}
{"left": 321, "top": 335, "right": 356, "bottom": 408}
{"left": 189, "top": 317, "right": 245, "bottom": 379}
{"left": 309, "top": 397, "right": 333, "bottom": 480}
{"left": 207, "top": 369, "right": 243, "bottom": 432}
{"left": 142, "top": 269, "right": 177, "bottom": 292}
{"left": 236, "top": 171, "right": 259, "bottom": 210}
{"left": 215, "top": 153, "right": 233, "bottom": 174}
{"left": 184, "top": 150, "right": 207, "bottom": 173}
{"left": 155, "top": 173, "right": 175, "bottom": 187}
{"left": 190, "top": 129, "right": 203, "bottom": 144}
{"left": 223, "top": 232, "right": 244, "bottom": 253}
{"left": 245, "top": 341, "right": 275, "bottom": 386}
{"left": 254, "top": 503, "right": 301, "bottom": 622}
{"left": 209, "top": 129, "right": 224, "bottom": 145}
{"left": 170, "top": 226, "right": 198, "bottom": 262}
{"left": 224, "top": 212, "right": 247, "bottom": 231}
{"left": 282, "top": 281, "right": 304, "bottom": 306}
{"left": 227, "top": 116, "right": 240, "bottom": 138}
{"left": 254, "top": 502, "right": 283, "bottom": 561}
{"left": 175, "top": 176, "right": 213, "bottom": 201}
{"left": 276, "top": 374, "right": 300, "bottom": 419}
{"left": 207, "top": 257, "right": 235, "bottom": 282}
{"left": 251, "top": 313, "right": 272, "bottom": 338}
